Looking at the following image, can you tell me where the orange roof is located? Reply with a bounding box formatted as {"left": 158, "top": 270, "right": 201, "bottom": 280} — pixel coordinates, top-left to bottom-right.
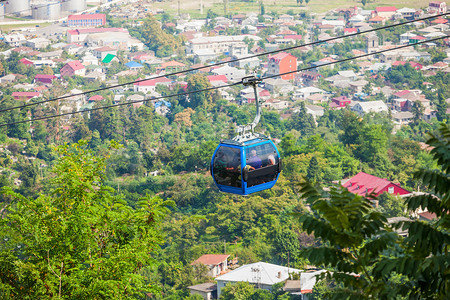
{"left": 161, "top": 60, "right": 186, "bottom": 68}
{"left": 191, "top": 254, "right": 230, "bottom": 266}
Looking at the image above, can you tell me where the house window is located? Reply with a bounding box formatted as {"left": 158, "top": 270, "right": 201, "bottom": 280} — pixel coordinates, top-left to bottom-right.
{"left": 388, "top": 187, "right": 394, "bottom": 194}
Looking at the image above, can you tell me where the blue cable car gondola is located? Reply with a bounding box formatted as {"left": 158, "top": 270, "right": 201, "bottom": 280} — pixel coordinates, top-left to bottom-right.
{"left": 211, "top": 76, "right": 282, "bottom": 195}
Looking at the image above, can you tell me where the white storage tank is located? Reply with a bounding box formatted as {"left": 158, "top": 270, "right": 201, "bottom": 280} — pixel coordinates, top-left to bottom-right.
{"left": 62, "top": 0, "right": 86, "bottom": 13}
{"left": 0, "top": 3, "right": 5, "bottom": 21}
{"left": 5, "top": 0, "right": 31, "bottom": 16}
{"left": 32, "top": 1, "right": 61, "bottom": 20}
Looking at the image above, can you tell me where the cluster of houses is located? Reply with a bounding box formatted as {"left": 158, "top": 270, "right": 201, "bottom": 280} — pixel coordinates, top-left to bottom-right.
{"left": 0, "top": 2, "right": 449, "bottom": 129}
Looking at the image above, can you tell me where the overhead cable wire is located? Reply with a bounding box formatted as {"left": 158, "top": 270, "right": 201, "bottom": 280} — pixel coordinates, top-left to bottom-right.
{"left": 0, "top": 12, "right": 448, "bottom": 114}
{"left": 0, "top": 35, "right": 447, "bottom": 128}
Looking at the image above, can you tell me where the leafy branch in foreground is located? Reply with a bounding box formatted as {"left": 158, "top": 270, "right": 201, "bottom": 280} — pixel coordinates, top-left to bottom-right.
{"left": 297, "top": 123, "right": 450, "bottom": 299}
{"left": 0, "top": 140, "right": 174, "bottom": 299}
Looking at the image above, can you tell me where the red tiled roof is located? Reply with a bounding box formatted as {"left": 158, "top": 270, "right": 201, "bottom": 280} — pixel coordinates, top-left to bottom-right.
{"left": 66, "top": 60, "right": 85, "bottom": 71}
{"left": 161, "top": 60, "right": 186, "bottom": 68}
{"left": 35, "top": 74, "right": 57, "bottom": 80}
{"left": 375, "top": 6, "right": 397, "bottom": 12}
{"left": 284, "top": 35, "right": 302, "bottom": 40}
{"left": 392, "top": 61, "right": 407, "bottom": 66}
{"left": 191, "top": 254, "right": 230, "bottom": 266}
{"left": 410, "top": 35, "right": 426, "bottom": 40}
{"left": 12, "top": 92, "right": 40, "bottom": 97}
{"left": 369, "top": 16, "right": 385, "bottom": 22}
{"left": 394, "top": 90, "right": 410, "bottom": 97}
{"left": 94, "top": 46, "right": 116, "bottom": 52}
{"left": 431, "top": 18, "right": 448, "bottom": 24}
{"left": 418, "top": 211, "right": 437, "bottom": 220}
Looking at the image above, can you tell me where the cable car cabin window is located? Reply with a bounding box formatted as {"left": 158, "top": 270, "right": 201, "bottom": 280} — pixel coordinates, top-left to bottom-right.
{"left": 245, "top": 143, "right": 279, "bottom": 187}
{"left": 212, "top": 146, "right": 242, "bottom": 188}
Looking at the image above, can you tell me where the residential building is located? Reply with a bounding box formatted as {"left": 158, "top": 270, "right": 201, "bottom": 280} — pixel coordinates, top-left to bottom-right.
{"left": 125, "top": 61, "right": 144, "bottom": 72}
{"left": 34, "top": 74, "right": 57, "bottom": 84}
{"left": 133, "top": 77, "right": 171, "bottom": 94}
{"left": 191, "top": 254, "right": 230, "bottom": 278}
{"left": 12, "top": 92, "right": 40, "bottom": 101}
{"left": 293, "top": 87, "right": 325, "bottom": 99}
{"left": 67, "top": 14, "right": 106, "bottom": 27}
{"left": 342, "top": 172, "right": 411, "bottom": 197}
{"left": 393, "top": 111, "right": 414, "bottom": 125}
{"left": 4, "top": 33, "right": 26, "bottom": 47}
{"left": 351, "top": 100, "right": 388, "bottom": 115}
{"left": 216, "top": 262, "right": 301, "bottom": 298}
{"left": 187, "top": 283, "right": 217, "bottom": 300}
{"left": 211, "top": 66, "right": 246, "bottom": 82}
{"left": 60, "top": 60, "right": 86, "bottom": 77}
{"left": 186, "top": 35, "right": 260, "bottom": 55}
{"left": 329, "top": 96, "right": 351, "bottom": 109}
{"left": 349, "top": 80, "right": 368, "bottom": 94}
{"left": 374, "top": 6, "right": 398, "bottom": 19}
{"left": 283, "top": 270, "right": 326, "bottom": 297}
{"left": 267, "top": 52, "right": 297, "bottom": 80}
{"left": 93, "top": 46, "right": 117, "bottom": 60}
{"left": 25, "top": 38, "right": 50, "bottom": 49}
{"left": 428, "top": 1, "right": 447, "bottom": 14}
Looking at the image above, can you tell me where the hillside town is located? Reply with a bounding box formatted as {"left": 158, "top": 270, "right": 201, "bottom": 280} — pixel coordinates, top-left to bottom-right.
{"left": 1, "top": 1, "right": 449, "bottom": 130}
{"left": 0, "top": 0, "right": 449, "bottom": 299}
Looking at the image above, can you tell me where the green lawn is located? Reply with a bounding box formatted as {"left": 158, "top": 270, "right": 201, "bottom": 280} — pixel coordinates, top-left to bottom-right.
{"left": 151, "top": 0, "right": 431, "bottom": 16}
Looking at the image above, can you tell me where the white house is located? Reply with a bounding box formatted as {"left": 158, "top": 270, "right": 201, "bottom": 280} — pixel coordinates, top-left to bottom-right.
{"left": 212, "top": 66, "right": 246, "bottom": 82}
{"left": 351, "top": 100, "right": 388, "bottom": 115}
{"left": 293, "top": 87, "right": 325, "bottom": 99}
{"left": 216, "top": 262, "right": 301, "bottom": 298}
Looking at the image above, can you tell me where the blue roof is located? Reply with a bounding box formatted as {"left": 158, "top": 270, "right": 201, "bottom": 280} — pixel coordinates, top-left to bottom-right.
{"left": 154, "top": 100, "right": 171, "bottom": 108}
{"left": 125, "top": 61, "right": 143, "bottom": 68}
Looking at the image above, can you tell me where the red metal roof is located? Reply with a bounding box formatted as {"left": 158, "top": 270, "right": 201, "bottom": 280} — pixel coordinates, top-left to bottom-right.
{"left": 19, "top": 58, "right": 34, "bottom": 65}
{"left": 269, "top": 52, "right": 294, "bottom": 62}
{"left": 207, "top": 75, "right": 227, "bottom": 82}
{"left": 342, "top": 172, "right": 409, "bottom": 196}
{"left": 191, "top": 254, "right": 230, "bottom": 266}
{"left": 88, "top": 95, "right": 104, "bottom": 101}
{"left": 134, "top": 77, "right": 171, "bottom": 86}
{"left": 68, "top": 13, "right": 106, "bottom": 20}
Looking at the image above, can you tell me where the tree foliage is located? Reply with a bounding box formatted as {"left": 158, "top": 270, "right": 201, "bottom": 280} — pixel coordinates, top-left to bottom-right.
{"left": 296, "top": 123, "right": 450, "bottom": 299}
{"left": 0, "top": 140, "right": 173, "bottom": 299}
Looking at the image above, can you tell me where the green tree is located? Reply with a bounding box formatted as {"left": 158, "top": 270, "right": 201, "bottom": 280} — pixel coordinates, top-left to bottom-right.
{"left": 182, "top": 74, "right": 214, "bottom": 110}
{"left": 436, "top": 92, "right": 448, "bottom": 122}
{"left": 140, "top": 15, "right": 181, "bottom": 57}
{"left": 0, "top": 140, "right": 173, "bottom": 299}
{"left": 374, "top": 123, "right": 450, "bottom": 298}
{"left": 411, "top": 100, "right": 424, "bottom": 123}
{"left": 220, "top": 281, "right": 255, "bottom": 300}
{"left": 306, "top": 156, "right": 321, "bottom": 182}
{"left": 296, "top": 123, "right": 450, "bottom": 299}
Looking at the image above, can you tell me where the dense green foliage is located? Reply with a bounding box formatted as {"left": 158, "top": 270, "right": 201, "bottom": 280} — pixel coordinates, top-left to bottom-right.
{"left": 0, "top": 141, "right": 173, "bottom": 298}
{"left": 297, "top": 123, "right": 450, "bottom": 299}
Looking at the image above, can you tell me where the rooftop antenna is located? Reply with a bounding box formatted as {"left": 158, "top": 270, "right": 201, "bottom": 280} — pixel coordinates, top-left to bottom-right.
{"left": 251, "top": 264, "right": 261, "bottom": 289}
